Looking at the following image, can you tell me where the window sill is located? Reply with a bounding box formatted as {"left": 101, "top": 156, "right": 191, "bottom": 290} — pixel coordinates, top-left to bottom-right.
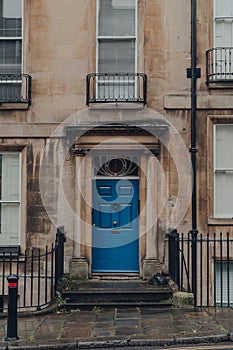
{"left": 207, "top": 82, "right": 233, "bottom": 89}
{"left": 0, "top": 102, "right": 30, "bottom": 110}
{"left": 208, "top": 217, "right": 233, "bottom": 226}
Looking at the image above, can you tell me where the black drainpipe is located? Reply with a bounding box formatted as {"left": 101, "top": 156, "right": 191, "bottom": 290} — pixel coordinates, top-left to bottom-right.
{"left": 187, "top": 0, "right": 201, "bottom": 307}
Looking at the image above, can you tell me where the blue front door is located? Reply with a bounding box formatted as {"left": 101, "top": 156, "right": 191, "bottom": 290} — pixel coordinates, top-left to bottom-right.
{"left": 92, "top": 179, "right": 139, "bottom": 272}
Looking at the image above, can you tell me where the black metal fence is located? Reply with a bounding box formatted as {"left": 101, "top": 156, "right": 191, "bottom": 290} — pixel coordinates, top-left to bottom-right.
{"left": 168, "top": 230, "right": 233, "bottom": 307}
{"left": 0, "top": 227, "right": 65, "bottom": 312}
{"left": 86, "top": 73, "right": 147, "bottom": 105}
{"left": 206, "top": 47, "right": 233, "bottom": 84}
{"left": 0, "top": 73, "right": 32, "bottom": 105}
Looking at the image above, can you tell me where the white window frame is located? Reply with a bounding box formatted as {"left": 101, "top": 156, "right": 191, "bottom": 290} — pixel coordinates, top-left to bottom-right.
{"left": 0, "top": 0, "right": 23, "bottom": 74}
{"left": 212, "top": 0, "right": 233, "bottom": 80}
{"left": 0, "top": 152, "right": 21, "bottom": 246}
{"left": 214, "top": 124, "right": 233, "bottom": 218}
{"left": 96, "top": 0, "right": 137, "bottom": 75}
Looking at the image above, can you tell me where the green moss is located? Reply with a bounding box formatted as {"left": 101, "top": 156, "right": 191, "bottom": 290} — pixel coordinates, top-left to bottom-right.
{"left": 173, "top": 291, "right": 194, "bottom": 307}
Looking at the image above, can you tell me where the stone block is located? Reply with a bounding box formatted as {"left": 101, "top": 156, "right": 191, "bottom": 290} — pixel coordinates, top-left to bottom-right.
{"left": 69, "top": 257, "right": 88, "bottom": 280}
{"left": 173, "top": 291, "right": 194, "bottom": 307}
{"left": 142, "top": 259, "right": 162, "bottom": 280}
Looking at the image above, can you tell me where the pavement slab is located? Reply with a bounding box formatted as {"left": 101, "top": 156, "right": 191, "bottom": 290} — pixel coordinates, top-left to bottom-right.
{"left": 0, "top": 307, "right": 231, "bottom": 349}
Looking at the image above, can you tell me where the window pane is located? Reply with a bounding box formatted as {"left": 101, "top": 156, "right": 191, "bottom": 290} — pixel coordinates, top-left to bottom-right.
{"left": 0, "top": 203, "right": 19, "bottom": 245}
{"left": 0, "top": 153, "right": 20, "bottom": 201}
{"left": 215, "top": 172, "right": 233, "bottom": 216}
{"left": 99, "top": 39, "right": 135, "bottom": 73}
{"left": 215, "top": 0, "right": 233, "bottom": 17}
{"left": 215, "top": 20, "right": 233, "bottom": 47}
{"left": 98, "top": 0, "right": 135, "bottom": 36}
{"left": 215, "top": 125, "right": 233, "bottom": 169}
{"left": 0, "top": 40, "right": 22, "bottom": 73}
{"left": 0, "top": 0, "right": 22, "bottom": 37}
{"left": 3, "top": 0, "right": 22, "bottom": 18}
{"left": 215, "top": 261, "right": 233, "bottom": 306}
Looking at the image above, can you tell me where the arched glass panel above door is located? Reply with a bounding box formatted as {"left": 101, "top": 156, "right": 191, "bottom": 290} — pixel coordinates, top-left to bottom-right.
{"left": 94, "top": 155, "right": 139, "bottom": 177}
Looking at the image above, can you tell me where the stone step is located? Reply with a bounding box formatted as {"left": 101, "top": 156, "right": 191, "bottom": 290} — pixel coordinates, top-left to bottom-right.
{"left": 60, "top": 279, "right": 173, "bottom": 310}
{"left": 62, "top": 289, "right": 172, "bottom": 302}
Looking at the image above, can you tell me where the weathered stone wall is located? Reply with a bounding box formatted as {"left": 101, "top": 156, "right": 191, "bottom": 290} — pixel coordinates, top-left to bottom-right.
{"left": 0, "top": 0, "right": 232, "bottom": 267}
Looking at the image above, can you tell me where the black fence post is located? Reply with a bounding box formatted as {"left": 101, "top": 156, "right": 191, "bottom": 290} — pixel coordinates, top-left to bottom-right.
{"left": 55, "top": 226, "right": 66, "bottom": 292}
{"left": 5, "top": 274, "right": 19, "bottom": 341}
{"left": 86, "top": 74, "right": 90, "bottom": 105}
{"left": 0, "top": 295, "right": 3, "bottom": 312}
{"left": 168, "top": 229, "right": 180, "bottom": 288}
{"left": 143, "top": 73, "right": 147, "bottom": 105}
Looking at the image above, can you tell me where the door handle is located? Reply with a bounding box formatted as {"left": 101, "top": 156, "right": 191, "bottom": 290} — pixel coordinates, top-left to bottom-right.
{"left": 93, "top": 224, "right": 96, "bottom": 227}
{"left": 113, "top": 221, "right": 117, "bottom": 225}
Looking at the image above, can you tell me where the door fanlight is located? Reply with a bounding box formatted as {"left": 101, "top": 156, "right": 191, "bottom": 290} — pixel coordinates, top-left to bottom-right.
{"left": 94, "top": 155, "right": 139, "bottom": 176}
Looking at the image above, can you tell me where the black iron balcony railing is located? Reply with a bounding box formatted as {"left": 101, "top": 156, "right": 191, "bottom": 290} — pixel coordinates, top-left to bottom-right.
{"left": 86, "top": 73, "right": 147, "bottom": 105}
{"left": 206, "top": 47, "right": 233, "bottom": 85}
{"left": 0, "top": 73, "right": 32, "bottom": 105}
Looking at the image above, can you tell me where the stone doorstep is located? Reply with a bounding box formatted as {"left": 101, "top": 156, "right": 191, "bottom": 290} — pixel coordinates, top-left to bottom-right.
{"left": 62, "top": 278, "right": 172, "bottom": 290}
{"left": 59, "top": 277, "right": 173, "bottom": 310}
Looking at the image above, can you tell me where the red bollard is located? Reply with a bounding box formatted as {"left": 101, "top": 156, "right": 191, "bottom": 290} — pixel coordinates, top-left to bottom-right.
{"left": 5, "top": 274, "right": 19, "bottom": 341}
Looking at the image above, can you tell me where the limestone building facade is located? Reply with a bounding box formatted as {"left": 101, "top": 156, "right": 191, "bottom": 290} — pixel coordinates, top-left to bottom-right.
{"left": 0, "top": 0, "right": 233, "bottom": 304}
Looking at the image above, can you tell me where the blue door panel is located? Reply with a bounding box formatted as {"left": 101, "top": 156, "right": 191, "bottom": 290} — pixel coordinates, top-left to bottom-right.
{"left": 119, "top": 204, "right": 132, "bottom": 228}
{"left": 98, "top": 186, "right": 112, "bottom": 196}
{"left": 99, "top": 204, "right": 112, "bottom": 228}
{"left": 119, "top": 185, "right": 133, "bottom": 196}
{"left": 92, "top": 179, "right": 139, "bottom": 272}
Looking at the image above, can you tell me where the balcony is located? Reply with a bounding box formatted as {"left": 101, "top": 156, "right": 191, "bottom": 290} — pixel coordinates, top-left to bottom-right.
{"left": 206, "top": 47, "right": 233, "bottom": 85}
{"left": 86, "top": 73, "right": 147, "bottom": 105}
{"left": 0, "top": 74, "right": 32, "bottom": 107}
